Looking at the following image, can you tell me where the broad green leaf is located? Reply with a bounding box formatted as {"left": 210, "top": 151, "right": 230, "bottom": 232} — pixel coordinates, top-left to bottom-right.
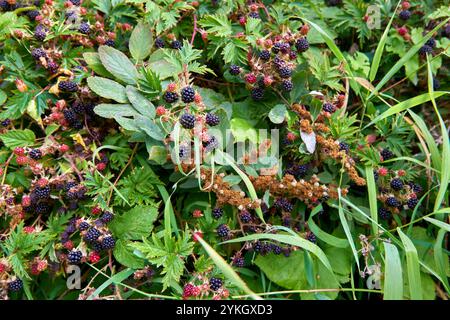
{"left": 268, "top": 104, "right": 287, "bottom": 124}
{"left": 230, "top": 118, "right": 257, "bottom": 142}
{"left": 109, "top": 206, "right": 158, "bottom": 240}
{"left": 87, "top": 77, "right": 128, "bottom": 103}
{"left": 126, "top": 86, "right": 156, "bottom": 118}
{"left": 114, "top": 239, "right": 145, "bottom": 269}
{"left": 129, "top": 22, "right": 153, "bottom": 61}
{"left": 0, "top": 129, "right": 36, "bottom": 148}
{"left": 83, "top": 52, "right": 113, "bottom": 78}
{"left": 98, "top": 45, "right": 139, "bottom": 84}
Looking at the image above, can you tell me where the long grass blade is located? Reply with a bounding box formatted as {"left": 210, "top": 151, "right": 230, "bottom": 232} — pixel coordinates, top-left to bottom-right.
{"left": 338, "top": 189, "right": 360, "bottom": 270}
{"left": 365, "top": 166, "right": 378, "bottom": 236}
{"left": 383, "top": 242, "right": 403, "bottom": 300}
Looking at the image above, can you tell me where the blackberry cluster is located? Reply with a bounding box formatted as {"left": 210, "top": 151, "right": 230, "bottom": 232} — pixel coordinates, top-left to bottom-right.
{"left": 295, "top": 37, "right": 309, "bottom": 52}
{"left": 278, "top": 67, "right": 292, "bottom": 78}
{"left": 67, "top": 250, "right": 83, "bottom": 265}
{"left": 212, "top": 207, "right": 223, "bottom": 219}
{"left": 232, "top": 256, "right": 245, "bottom": 268}
{"left": 380, "top": 148, "right": 394, "bottom": 161}
{"left": 78, "top": 221, "right": 90, "bottom": 231}
{"left": 34, "top": 186, "right": 50, "bottom": 200}
{"left": 306, "top": 232, "right": 317, "bottom": 243}
{"left": 209, "top": 277, "right": 223, "bottom": 291}
{"left": 205, "top": 113, "right": 220, "bottom": 126}
{"left": 84, "top": 227, "right": 101, "bottom": 243}
{"left": 281, "top": 80, "right": 293, "bottom": 92}
{"left": 78, "top": 22, "right": 90, "bottom": 34}
{"left": 408, "top": 182, "right": 423, "bottom": 193}
{"left": 180, "top": 87, "right": 196, "bottom": 103}
{"left": 274, "top": 198, "right": 293, "bottom": 212}
{"left": 101, "top": 211, "right": 114, "bottom": 223}
{"left": 8, "top": 279, "right": 23, "bottom": 292}
{"left": 406, "top": 197, "right": 418, "bottom": 209}
{"left": 29, "top": 149, "right": 42, "bottom": 160}
{"left": 47, "top": 61, "right": 59, "bottom": 73}
{"left": 259, "top": 50, "right": 271, "bottom": 60}
{"left": 216, "top": 224, "right": 230, "bottom": 237}
{"left": 251, "top": 87, "right": 264, "bottom": 101}
{"left": 26, "top": 10, "right": 40, "bottom": 20}
{"left": 179, "top": 113, "right": 196, "bottom": 129}
{"left": 229, "top": 65, "right": 241, "bottom": 75}
{"left": 34, "top": 26, "right": 46, "bottom": 41}
{"left": 272, "top": 244, "right": 283, "bottom": 255}
{"left": 63, "top": 109, "right": 83, "bottom": 129}
{"left": 163, "top": 91, "right": 179, "bottom": 103}
{"left": 104, "top": 39, "right": 115, "bottom": 47}
{"left": 386, "top": 196, "right": 401, "bottom": 208}
{"left": 58, "top": 81, "right": 78, "bottom": 92}
{"left": 71, "top": 0, "right": 81, "bottom": 5}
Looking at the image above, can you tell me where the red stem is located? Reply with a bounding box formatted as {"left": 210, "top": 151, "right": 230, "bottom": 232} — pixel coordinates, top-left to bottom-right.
{"left": 190, "top": 14, "right": 198, "bottom": 45}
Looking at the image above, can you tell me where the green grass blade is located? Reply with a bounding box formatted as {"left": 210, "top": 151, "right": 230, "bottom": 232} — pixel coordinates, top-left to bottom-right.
{"left": 365, "top": 91, "right": 448, "bottom": 128}
{"left": 196, "top": 236, "right": 262, "bottom": 300}
{"left": 383, "top": 242, "right": 403, "bottom": 300}
{"left": 408, "top": 110, "right": 442, "bottom": 172}
{"left": 216, "top": 149, "right": 264, "bottom": 222}
{"left": 433, "top": 229, "right": 450, "bottom": 293}
{"left": 367, "top": 18, "right": 450, "bottom": 100}
{"left": 369, "top": 0, "right": 401, "bottom": 82}
{"left": 365, "top": 166, "right": 378, "bottom": 236}
{"left": 424, "top": 217, "right": 450, "bottom": 232}
{"left": 338, "top": 189, "right": 360, "bottom": 270}
{"left": 426, "top": 55, "right": 450, "bottom": 214}
{"left": 383, "top": 156, "right": 439, "bottom": 173}
{"left": 397, "top": 228, "right": 423, "bottom": 300}
{"left": 87, "top": 268, "right": 135, "bottom": 300}
{"left": 222, "top": 233, "right": 334, "bottom": 275}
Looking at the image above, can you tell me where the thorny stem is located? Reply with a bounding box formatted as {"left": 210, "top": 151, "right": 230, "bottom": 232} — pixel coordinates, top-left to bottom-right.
{"left": 190, "top": 14, "right": 198, "bottom": 45}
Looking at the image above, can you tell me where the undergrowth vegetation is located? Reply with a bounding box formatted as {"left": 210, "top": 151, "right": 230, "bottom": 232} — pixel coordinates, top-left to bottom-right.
{"left": 0, "top": 0, "right": 449, "bottom": 300}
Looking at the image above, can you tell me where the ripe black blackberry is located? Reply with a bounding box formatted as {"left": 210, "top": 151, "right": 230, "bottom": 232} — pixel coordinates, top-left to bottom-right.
{"left": 378, "top": 207, "right": 391, "bottom": 220}
{"left": 78, "top": 221, "right": 90, "bottom": 231}
{"left": 92, "top": 241, "right": 103, "bottom": 252}
{"left": 47, "top": 60, "right": 59, "bottom": 73}
{"left": 306, "top": 232, "right": 317, "bottom": 243}
{"left": 282, "top": 200, "right": 293, "bottom": 212}
{"left": 155, "top": 37, "right": 165, "bottom": 48}
{"left": 65, "top": 181, "right": 77, "bottom": 192}
{"left": 26, "top": 10, "right": 39, "bottom": 20}
{"left": 104, "top": 39, "right": 115, "bottom": 47}
{"left": 279, "top": 42, "right": 290, "bottom": 54}
{"left": 259, "top": 50, "right": 271, "bottom": 61}
{"left": 281, "top": 80, "right": 293, "bottom": 92}
{"left": 8, "top": 278, "right": 23, "bottom": 292}
{"left": 212, "top": 207, "right": 223, "bottom": 219}
{"left": 84, "top": 227, "right": 101, "bottom": 242}
{"left": 339, "top": 142, "right": 350, "bottom": 153}
{"left": 163, "top": 91, "right": 179, "bottom": 103}
{"left": 406, "top": 197, "right": 418, "bottom": 209}
{"left": 171, "top": 40, "right": 182, "bottom": 50}
{"left": 101, "top": 211, "right": 114, "bottom": 223}
{"left": 1, "top": 119, "right": 11, "bottom": 127}
{"left": 418, "top": 45, "right": 433, "bottom": 56}
{"left": 251, "top": 87, "right": 264, "bottom": 101}
{"left": 29, "top": 148, "right": 42, "bottom": 160}
{"left": 35, "top": 202, "right": 51, "bottom": 214}
{"left": 179, "top": 113, "right": 196, "bottom": 129}
{"left": 205, "top": 113, "right": 220, "bottom": 126}
{"left": 204, "top": 136, "right": 219, "bottom": 153}
{"left": 34, "top": 27, "right": 46, "bottom": 41}
{"left": 380, "top": 148, "right": 394, "bottom": 161}
{"left": 229, "top": 64, "right": 241, "bottom": 75}
{"left": 295, "top": 37, "right": 309, "bottom": 52}
{"left": 289, "top": 50, "right": 297, "bottom": 60}
{"left": 78, "top": 22, "right": 90, "bottom": 34}
{"left": 31, "top": 48, "right": 46, "bottom": 59}
{"left": 216, "top": 224, "right": 230, "bottom": 237}
{"left": 232, "top": 256, "right": 245, "bottom": 267}
{"left": 253, "top": 241, "right": 262, "bottom": 252}
{"left": 408, "top": 182, "right": 423, "bottom": 194}
{"left": 58, "top": 81, "right": 78, "bottom": 92}
{"left": 399, "top": 10, "right": 411, "bottom": 21}
{"left": 433, "top": 77, "right": 440, "bottom": 90}
{"left": 278, "top": 67, "right": 292, "bottom": 78}
{"left": 180, "top": 86, "right": 196, "bottom": 103}
{"left": 322, "top": 102, "right": 335, "bottom": 113}
{"left": 326, "top": 0, "right": 342, "bottom": 6}
{"left": 67, "top": 250, "right": 83, "bottom": 265}
{"left": 71, "top": 0, "right": 81, "bottom": 5}
{"left": 34, "top": 185, "right": 50, "bottom": 199}
{"left": 239, "top": 211, "right": 252, "bottom": 223}
{"left": 209, "top": 277, "right": 223, "bottom": 291}
{"left": 271, "top": 244, "right": 283, "bottom": 255}
{"left": 425, "top": 38, "right": 436, "bottom": 48}
{"left": 248, "top": 11, "right": 259, "bottom": 19}
{"left": 390, "top": 178, "right": 404, "bottom": 191}
{"left": 386, "top": 196, "right": 401, "bottom": 208}
{"left": 101, "top": 236, "right": 116, "bottom": 250}
{"left": 271, "top": 42, "right": 282, "bottom": 54}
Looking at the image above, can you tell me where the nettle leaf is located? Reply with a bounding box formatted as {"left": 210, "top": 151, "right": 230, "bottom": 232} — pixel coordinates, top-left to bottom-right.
{"left": 126, "top": 86, "right": 156, "bottom": 118}
{"left": 129, "top": 22, "right": 153, "bottom": 61}
{"left": 87, "top": 77, "right": 128, "bottom": 103}
{"left": 109, "top": 206, "right": 158, "bottom": 240}
{"left": 199, "top": 14, "right": 233, "bottom": 37}
{"left": 98, "top": 45, "right": 139, "bottom": 84}
{"left": 0, "top": 129, "right": 36, "bottom": 148}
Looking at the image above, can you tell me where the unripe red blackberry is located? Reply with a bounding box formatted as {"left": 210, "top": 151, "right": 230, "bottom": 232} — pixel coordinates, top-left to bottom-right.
{"left": 245, "top": 73, "right": 257, "bottom": 84}
{"left": 89, "top": 251, "right": 101, "bottom": 263}
{"left": 14, "top": 147, "right": 25, "bottom": 156}
{"left": 156, "top": 106, "right": 167, "bottom": 116}
{"left": 179, "top": 113, "right": 196, "bottom": 129}
{"left": 67, "top": 250, "right": 83, "bottom": 265}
